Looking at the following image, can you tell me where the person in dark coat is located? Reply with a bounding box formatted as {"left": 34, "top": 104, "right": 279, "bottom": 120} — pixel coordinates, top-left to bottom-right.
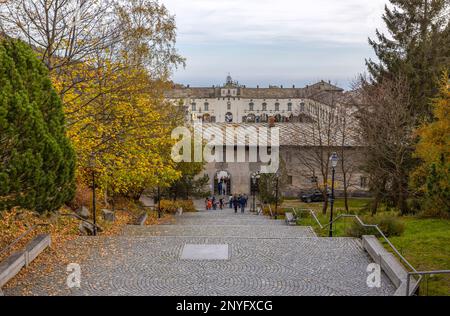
{"left": 240, "top": 195, "right": 246, "bottom": 213}
{"left": 233, "top": 195, "right": 239, "bottom": 213}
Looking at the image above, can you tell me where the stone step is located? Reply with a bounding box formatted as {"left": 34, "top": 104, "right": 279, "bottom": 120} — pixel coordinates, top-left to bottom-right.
{"left": 123, "top": 224, "right": 316, "bottom": 238}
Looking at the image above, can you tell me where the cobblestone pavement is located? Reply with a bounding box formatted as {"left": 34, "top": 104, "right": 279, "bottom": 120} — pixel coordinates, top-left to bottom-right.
{"left": 4, "top": 208, "right": 396, "bottom": 296}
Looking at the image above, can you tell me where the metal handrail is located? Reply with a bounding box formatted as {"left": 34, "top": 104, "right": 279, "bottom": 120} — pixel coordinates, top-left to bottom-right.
{"left": 0, "top": 223, "right": 49, "bottom": 258}
{"left": 293, "top": 207, "right": 422, "bottom": 295}
{"left": 60, "top": 212, "right": 102, "bottom": 232}
{"left": 406, "top": 270, "right": 450, "bottom": 296}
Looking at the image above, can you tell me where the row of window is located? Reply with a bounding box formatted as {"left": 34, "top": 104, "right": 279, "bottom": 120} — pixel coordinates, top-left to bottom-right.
{"left": 191, "top": 102, "right": 306, "bottom": 112}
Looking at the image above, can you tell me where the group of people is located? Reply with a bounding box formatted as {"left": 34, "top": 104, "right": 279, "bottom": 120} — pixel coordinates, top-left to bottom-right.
{"left": 217, "top": 178, "right": 229, "bottom": 196}
{"left": 205, "top": 194, "right": 248, "bottom": 213}
{"left": 205, "top": 196, "right": 225, "bottom": 210}
{"left": 229, "top": 194, "right": 248, "bottom": 213}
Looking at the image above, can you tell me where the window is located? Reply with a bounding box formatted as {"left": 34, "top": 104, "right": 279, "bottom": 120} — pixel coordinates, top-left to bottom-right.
{"left": 310, "top": 176, "right": 318, "bottom": 183}
{"left": 275, "top": 102, "right": 280, "bottom": 111}
{"left": 300, "top": 102, "right": 305, "bottom": 112}
{"left": 360, "top": 176, "right": 368, "bottom": 188}
{"left": 227, "top": 101, "right": 231, "bottom": 110}
{"left": 249, "top": 102, "right": 254, "bottom": 111}
{"left": 287, "top": 176, "right": 293, "bottom": 185}
{"left": 287, "top": 102, "right": 292, "bottom": 111}
{"left": 262, "top": 102, "right": 267, "bottom": 111}
{"left": 204, "top": 102, "right": 209, "bottom": 111}
{"left": 191, "top": 103, "right": 196, "bottom": 111}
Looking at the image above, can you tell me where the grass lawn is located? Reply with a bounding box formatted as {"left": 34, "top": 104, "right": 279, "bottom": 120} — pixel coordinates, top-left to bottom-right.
{"left": 282, "top": 198, "right": 450, "bottom": 296}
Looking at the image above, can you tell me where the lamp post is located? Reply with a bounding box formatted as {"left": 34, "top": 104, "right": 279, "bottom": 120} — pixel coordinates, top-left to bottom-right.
{"left": 157, "top": 185, "right": 161, "bottom": 219}
{"left": 251, "top": 172, "right": 261, "bottom": 212}
{"left": 89, "top": 154, "right": 97, "bottom": 236}
{"left": 329, "top": 152, "right": 338, "bottom": 237}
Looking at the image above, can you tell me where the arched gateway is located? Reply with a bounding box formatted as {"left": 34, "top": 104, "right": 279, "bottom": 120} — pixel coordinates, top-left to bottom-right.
{"left": 214, "top": 170, "right": 231, "bottom": 196}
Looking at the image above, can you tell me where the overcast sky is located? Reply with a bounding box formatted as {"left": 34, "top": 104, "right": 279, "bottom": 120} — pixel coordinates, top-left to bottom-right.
{"left": 162, "top": 0, "right": 388, "bottom": 89}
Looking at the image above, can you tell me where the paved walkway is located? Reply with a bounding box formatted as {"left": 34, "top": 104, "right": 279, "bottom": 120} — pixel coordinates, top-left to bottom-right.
{"left": 4, "top": 206, "right": 395, "bottom": 296}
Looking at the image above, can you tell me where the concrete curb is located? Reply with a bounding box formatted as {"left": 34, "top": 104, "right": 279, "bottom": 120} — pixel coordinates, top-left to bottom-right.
{"left": 362, "top": 235, "right": 417, "bottom": 296}
{"left": 0, "top": 234, "right": 51, "bottom": 288}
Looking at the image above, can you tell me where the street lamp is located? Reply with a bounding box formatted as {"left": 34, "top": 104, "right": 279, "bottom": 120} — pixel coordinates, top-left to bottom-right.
{"left": 329, "top": 152, "right": 339, "bottom": 237}
{"left": 89, "top": 154, "right": 97, "bottom": 236}
{"left": 251, "top": 172, "right": 261, "bottom": 212}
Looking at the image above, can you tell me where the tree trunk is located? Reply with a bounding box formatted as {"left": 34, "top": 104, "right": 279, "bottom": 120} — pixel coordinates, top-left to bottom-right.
{"left": 398, "top": 176, "right": 409, "bottom": 215}
{"left": 322, "top": 197, "right": 328, "bottom": 215}
{"left": 343, "top": 173, "right": 349, "bottom": 212}
{"left": 371, "top": 193, "right": 380, "bottom": 215}
{"left": 344, "top": 187, "right": 349, "bottom": 212}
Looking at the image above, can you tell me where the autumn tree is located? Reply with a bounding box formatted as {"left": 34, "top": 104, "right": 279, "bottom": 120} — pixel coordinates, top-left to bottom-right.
{"left": 0, "top": 39, "right": 75, "bottom": 213}
{"left": 1, "top": 0, "right": 186, "bottom": 202}
{"left": 0, "top": 0, "right": 117, "bottom": 73}
{"left": 411, "top": 71, "right": 450, "bottom": 217}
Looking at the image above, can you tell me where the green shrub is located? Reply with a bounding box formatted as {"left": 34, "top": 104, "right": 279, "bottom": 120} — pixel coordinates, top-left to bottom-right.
{"left": 346, "top": 213, "right": 405, "bottom": 238}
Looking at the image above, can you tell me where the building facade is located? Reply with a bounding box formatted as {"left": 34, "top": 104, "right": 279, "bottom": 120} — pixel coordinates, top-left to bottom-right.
{"left": 166, "top": 76, "right": 368, "bottom": 198}
{"left": 166, "top": 75, "right": 344, "bottom": 124}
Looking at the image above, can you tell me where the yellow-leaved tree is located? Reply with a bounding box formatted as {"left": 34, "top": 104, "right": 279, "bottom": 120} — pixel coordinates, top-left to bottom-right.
{"left": 411, "top": 71, "right": 450, "bottom": 217}
{"left": 54, "top": 55, "right": 182, "bottom": 201}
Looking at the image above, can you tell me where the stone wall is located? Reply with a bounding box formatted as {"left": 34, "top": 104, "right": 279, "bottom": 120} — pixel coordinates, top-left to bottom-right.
{"left": 200, "top": 146, "right": 369, "bottom": 197}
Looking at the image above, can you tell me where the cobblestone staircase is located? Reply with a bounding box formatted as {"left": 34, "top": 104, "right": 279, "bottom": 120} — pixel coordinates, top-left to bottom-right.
{"left": 3, "top": 207, "right": 396, "bottom": 296}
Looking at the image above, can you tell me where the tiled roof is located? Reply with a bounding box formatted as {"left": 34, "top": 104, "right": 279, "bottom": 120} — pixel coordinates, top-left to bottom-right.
{"left": 199, "top": 122, "right": 361, "bottom": 147}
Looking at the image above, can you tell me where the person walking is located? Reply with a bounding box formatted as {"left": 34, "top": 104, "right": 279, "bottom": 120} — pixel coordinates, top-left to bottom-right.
{"left": 240, "top": 195, "right": 246, "bottom": 213}
{"left": 219, "top": 198, "right": 224, "bottom": 210}
{"left": 212, "top": 196, "right": 217, "bottom": 210}
{"left": 229, "top": 195, "right": 233, "bottom": 208}
{"left": 207, "top": 198, "right": 212, "bottom": 210}
{"left": 233, "top": 195, "right": 239, "bottom": 213}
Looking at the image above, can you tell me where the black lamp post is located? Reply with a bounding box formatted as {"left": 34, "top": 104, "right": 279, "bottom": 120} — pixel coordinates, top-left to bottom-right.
{"left": 89, "top": 154, "right": 97, "bottom": 236}
{"left": 157, "top": 185, "right": 161, "bottom": 219}
{"left": 329, "top": 152, "right": 338, "bottom": 237}
{"left": 251, "top": 172, "right": 261, "bottom": 212}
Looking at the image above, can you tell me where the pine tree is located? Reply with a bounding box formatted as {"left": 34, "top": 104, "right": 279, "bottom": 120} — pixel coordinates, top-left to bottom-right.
{"left": 367, "top": 0, "right": 450, "bottom": 118}
{"left": 0, "top": 39, "right": 76, "bottom": 213}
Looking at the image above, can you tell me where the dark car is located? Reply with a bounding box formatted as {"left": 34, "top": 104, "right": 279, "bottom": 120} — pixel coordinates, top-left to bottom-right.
{"left": 300, "top": 190, "right": 330, "bottom": 203}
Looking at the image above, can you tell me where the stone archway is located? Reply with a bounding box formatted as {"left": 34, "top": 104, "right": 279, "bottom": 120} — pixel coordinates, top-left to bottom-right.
{"left": 214, "top": 170, "right": 231, "bottom": 196}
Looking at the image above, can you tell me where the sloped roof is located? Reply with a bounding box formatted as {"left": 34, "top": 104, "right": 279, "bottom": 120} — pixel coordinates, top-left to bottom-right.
{"left": 199, "top": 122, "right": 360, "bottom": 147}
{"left": 165, "top": 81, "right": 344, "bottom": 100}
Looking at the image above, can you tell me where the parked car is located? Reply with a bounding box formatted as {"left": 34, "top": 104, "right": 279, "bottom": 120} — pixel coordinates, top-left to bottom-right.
{"left": 300, "top": 190, "right": 330, "bottom": 203}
